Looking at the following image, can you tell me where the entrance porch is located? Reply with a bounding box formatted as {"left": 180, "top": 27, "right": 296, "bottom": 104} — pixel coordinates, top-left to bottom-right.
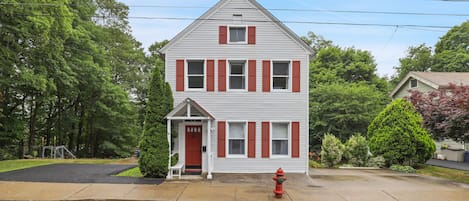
{"left": 165, "top": 98, "right": 215, "bottom": 180}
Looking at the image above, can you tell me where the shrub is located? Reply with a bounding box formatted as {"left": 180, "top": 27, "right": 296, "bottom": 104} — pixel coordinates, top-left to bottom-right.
{"left": 171, "top": 153, "right": 179, "bottom": 166}
{"left": 344, "top": 134, "right": 369, "bottom": 167}
{"left": 321, "top": 134, "right": 344, "bottom": 168}
{"left": 309, "top": 160, "right": 324, "bottom": 168}
{"left": 390, "top": 165, "right": 416, "bottom": 173}
{"left": 367, "top": 155, "right": 385, "bottom": 168}
{"left": 368, "top": 99, "right": 435, "bottom": 167}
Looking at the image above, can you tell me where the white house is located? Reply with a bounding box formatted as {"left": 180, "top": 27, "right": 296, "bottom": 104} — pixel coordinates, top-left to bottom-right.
{"left": 160, "top": 0, "right": 313, "bottom": 179}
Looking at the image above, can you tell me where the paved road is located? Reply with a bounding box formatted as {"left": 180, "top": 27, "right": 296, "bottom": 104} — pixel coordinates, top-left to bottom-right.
{"left": 427, "top": 159, "right": 469, "bottom": 171}
{"left": 0, "top": 164, "right": 163, "bottom": 184}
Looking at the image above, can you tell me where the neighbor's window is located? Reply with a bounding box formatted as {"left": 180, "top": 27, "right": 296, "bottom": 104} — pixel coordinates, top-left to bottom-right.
{"left": 272, "top": 61, "right": 290, "bottom": 90}
{"left": 229, "top": 26, "right": 246, "bottom": 43}
{"left": 187, "top": 60, "right": 205, "bottom": 89}
{"left": 228, "top": 122, "right": 246, "bottom": 155}
{"left": 410, "top": 79, "right": 418, "bottom": 88}
{"left": 229, "top": 61, "right": 246, "bottom": 90}
{"left": 272, "top": 123, "right": 289, "bottom": 156}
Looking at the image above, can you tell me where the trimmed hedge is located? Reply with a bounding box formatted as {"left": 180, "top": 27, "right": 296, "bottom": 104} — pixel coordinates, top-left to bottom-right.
{"left": 367, "top": 99, "right": 435, "bottom": 167}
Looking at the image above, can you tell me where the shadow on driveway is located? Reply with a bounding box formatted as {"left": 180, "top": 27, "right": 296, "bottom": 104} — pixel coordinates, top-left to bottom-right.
{"left": 0, "top": 164, "right": 163, "bottom": 185}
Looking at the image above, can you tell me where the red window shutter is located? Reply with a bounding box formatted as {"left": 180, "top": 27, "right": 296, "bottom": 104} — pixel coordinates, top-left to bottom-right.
{"left": 292, "top": 60, "right": 301, "bottom": 92}
{"left": 292, "top": 122, "right": 300, "bottom": 158}
{"left": 218, "top": 60, "right": 227, "bottom": 92}
{"left": 248, "top": 26, "right": 256, "bottom": 45}
{"left": 262, "top": 122, "right": 270, "bottom": 158}
{"left": 176, "top": 60, "right": 185, "bottom": 91}
{"left": 248, "top": 60, "right": 256, "bottom": 92}
{"left": 218, "top": 121, "right": 226, "bottom": 158}
{"left": 262, "top": 60, "right": 271, "bottom": 92}
{"left": 207, "top": 60, "right": 215, "bottom": 92}
{"left": 219, "top": 26, "right": 227, "bottom": 44}
{"left": 248, "top": 122, "right": 256, "bottom": 158}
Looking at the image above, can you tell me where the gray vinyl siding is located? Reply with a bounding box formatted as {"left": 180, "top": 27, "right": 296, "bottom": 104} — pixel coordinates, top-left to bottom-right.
{"left": 393, "top": 79, "right": 436, "bottom": 99}
{"left": 166, "top": 0, "right": 309, "bottom": 173}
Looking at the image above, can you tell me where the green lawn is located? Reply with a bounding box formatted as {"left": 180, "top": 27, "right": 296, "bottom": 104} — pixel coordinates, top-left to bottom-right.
{"left": 417, "top": 165, "right": 469, "bottom": 184}
{"left": 116, "top": 167, "right": 143, "bottom": 177}
{"left": 0, "top": 158, "right": 136, "bottom": 173}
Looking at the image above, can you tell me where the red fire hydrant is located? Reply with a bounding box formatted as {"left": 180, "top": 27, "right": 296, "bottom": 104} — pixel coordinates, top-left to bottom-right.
{"left": 272, "top": 168, "right": 287, "bottom": 198}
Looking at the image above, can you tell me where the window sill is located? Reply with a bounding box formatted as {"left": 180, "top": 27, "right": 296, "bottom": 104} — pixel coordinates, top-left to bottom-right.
{"left": 227, "top": 89, "right": 248, "bottom": 92}
{"left": 226, "top": 155, "right": 247, "bottom": 159}
{"left": 271, "top": 89, "right": 292, "bottom": 93}
{"left": 185, "top": 89, "right": 206, "bottom": 92}
{"left": 270, "top": 155, "right": 290, "bottom": 159}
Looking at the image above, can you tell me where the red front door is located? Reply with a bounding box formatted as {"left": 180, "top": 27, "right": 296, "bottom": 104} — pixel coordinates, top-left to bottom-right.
{"left": 185, "top": 125, "right": 202, "bottom": 167}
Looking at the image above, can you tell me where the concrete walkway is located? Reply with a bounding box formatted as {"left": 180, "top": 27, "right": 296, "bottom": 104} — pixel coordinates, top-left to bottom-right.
{"left": 1, "top": 170, "right": 468, "bottom": 200}
{"left": 427, "top": 159, "right": 469, "bottom": 171}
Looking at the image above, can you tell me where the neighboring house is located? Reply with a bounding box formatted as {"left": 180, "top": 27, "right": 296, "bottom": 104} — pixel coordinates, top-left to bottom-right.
{"left": 390, "top": 71, "right": 469, "bottom": 155}
{"left": 159, "top": 0, "right": 313, "bottom": 179}
{"left": 391, "top": 71, "right": 469, "bottom": 99}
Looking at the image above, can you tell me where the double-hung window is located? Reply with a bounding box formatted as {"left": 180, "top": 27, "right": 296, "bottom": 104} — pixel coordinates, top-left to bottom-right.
{"left": 229, "top": 61, "right": 246, "bottom": 90}
{"left": 187, "top": 60, "right": 205, "bottom": 90}
{"left": 229, "top": 26, "right": 246, "bottom": 43}
{"left": 227, "top": 122, "right": 246, "bottom": 156}
{"left": 271, "top": 122, "right": 289, "bottom": 156}
{"left": 272, "top": 61, "right": 290, "bottom": 90}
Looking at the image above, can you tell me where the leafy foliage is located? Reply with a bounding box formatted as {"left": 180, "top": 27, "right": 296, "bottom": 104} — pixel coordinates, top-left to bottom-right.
{"left": 309, "top": 83, "right": 388, "bottom": 148}
{"left": 307, "top": 40, "right": 390, "bottom": 151}
{"left": 301, "top": 31, "right": 333, "bottom": 54}
{"left": 392, "top": 21, "right": 469, "bottom": 81}
{"left": 390, "top": 165, "right": 416, "bottom": 174}
{"left": 0, "top": 0, "right": 156, "bottom": 159}
{"left": 392, "top": 44, "right": 433, "bottom": 85}
{"left": 366, "top": 155, "right": 385, "bottom": 168}
{"left": 310, "top": 46, "right": 389, "bottom": 92}
{"left": 344, "top": 134, "right": 369, "bottom": 167}
{"left": 321, "top": 134, "right": 345, "bottom": 168}
{"left": 407, "top": 84, "right": 469, "bottom": 142}
{"left": 433, "top": 21, "right": 469, "bottom": 72}
{"left": 368, "top": 99, "right": 435, "bottom": 166}
{"left": 139, "top": 68, "right": 173, "bottom": 178}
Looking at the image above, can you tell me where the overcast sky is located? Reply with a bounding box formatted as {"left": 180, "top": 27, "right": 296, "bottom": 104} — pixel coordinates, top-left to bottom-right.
{"left": 117, "top": 0, "right": 469, "bottom": 77}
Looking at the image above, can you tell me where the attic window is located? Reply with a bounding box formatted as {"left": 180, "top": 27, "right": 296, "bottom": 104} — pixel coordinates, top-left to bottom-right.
{"left": 410, "top": 79, "right": 418, "bottom": 88}
{"left": 229, "top": 26, "right": 247, "bottom": 43}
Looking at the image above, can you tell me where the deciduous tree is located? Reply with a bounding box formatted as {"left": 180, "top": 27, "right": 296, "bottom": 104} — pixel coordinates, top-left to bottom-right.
{"left": 408, "top": 84, "right": 469, "bottom": 142}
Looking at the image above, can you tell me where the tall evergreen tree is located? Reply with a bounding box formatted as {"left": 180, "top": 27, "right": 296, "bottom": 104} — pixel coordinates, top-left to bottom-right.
{"left": 139, "top": 67, "right": 173, "bottom": 178}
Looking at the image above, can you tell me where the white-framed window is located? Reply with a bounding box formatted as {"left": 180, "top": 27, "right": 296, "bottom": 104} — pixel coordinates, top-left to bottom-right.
{"left": 228, "top": 26, "right": 247, "bottom": 44}
{"left": 410, "top": 79, "right": 418, "bottom": 88}
{"left": 229, "top": 60, "right": 246, "bottom": 90}
{"left": 272, "top": 61, "right": 291, "bottom": 91}
{"left": 186, "top": 60, "right": 205, "bottom": 90}
{"left": 227, "top": 122, "right": 247, "bottom": 157}
{"left": 271, "top": 122, "right": 290, "bottom": 157}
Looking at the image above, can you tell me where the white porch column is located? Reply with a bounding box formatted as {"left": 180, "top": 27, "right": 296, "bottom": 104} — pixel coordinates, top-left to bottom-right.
{"left": 166, "top": 119, "right": 172, "bottom": 179}
{"left": 207, "top": 120, "right": 213, "bottom": 179}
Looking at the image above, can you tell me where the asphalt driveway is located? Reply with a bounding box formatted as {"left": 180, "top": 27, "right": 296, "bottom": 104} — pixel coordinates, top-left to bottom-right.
{"left": 0, "top": 164, "right": 163, "bottom": 184}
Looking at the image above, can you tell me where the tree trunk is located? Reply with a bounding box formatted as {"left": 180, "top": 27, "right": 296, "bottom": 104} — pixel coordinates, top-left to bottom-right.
{"left": 28, "top": 98, "right": 41, "bottom": 154}
{"left": 76, "top": 104, "right": 85, "bottom": 153}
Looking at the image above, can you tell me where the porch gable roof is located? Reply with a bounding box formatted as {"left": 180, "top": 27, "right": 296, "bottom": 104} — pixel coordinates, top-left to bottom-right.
{"left": 165, "top": 98, "right": 215, "bottom": 120}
